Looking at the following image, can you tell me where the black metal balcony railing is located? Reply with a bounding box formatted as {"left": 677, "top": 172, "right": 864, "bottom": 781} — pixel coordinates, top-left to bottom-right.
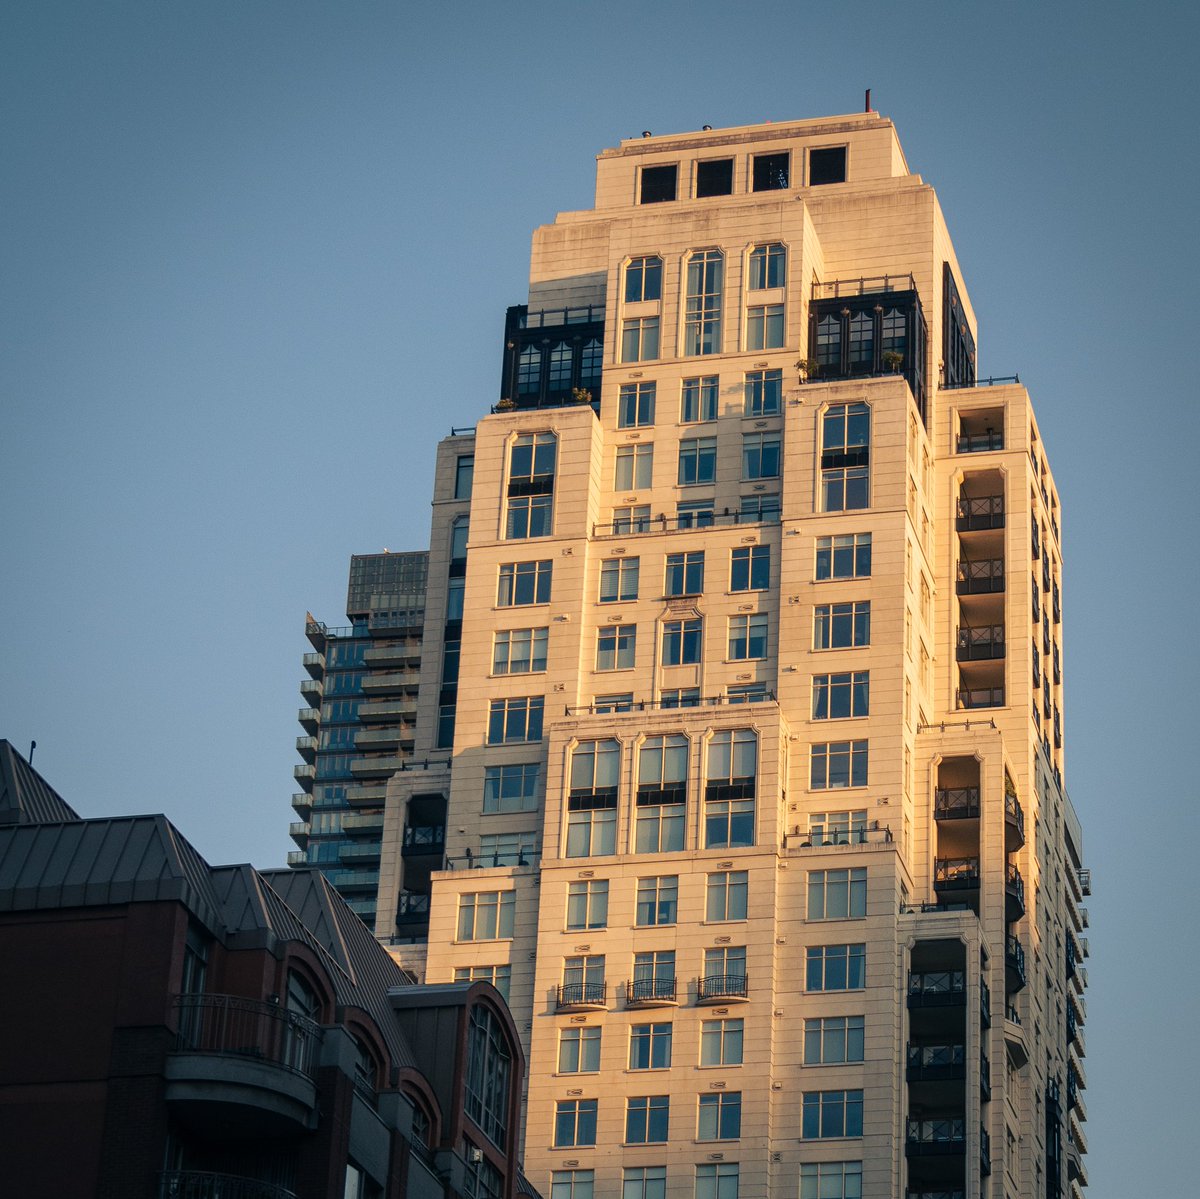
{"left": 981, "top": 979, "right": 991, "bottom": 1026}
{"left": 172, "top": 994, "right": 320, "bottom": 1079}
{"left": 957, "top": 687, "right": 1005, "bottom": 710}
{"left": 906, "top": 1118, "right": 966, "bottom": 1151}
{"left": 565, "top": 691, "right": 776, "bottom": 717}
{"left": 934, "top": 857, "right": 981, "bottom": 888}
{"left": 955, "top": 495, "right": 1005, "bottom": 530}
{"left": 907, "top": 971, "right": 966, "bottom": 1005}
{"left": 444, "top": 849, "right": 540, "bottom": 870}
{"left": 1005, "top": 791, "right": 1026, "bottom": 843}
{"left": 956, "top": 430, "right": 1004, "bottom": 453}
{"left": 813, "top": 273, "right": 918, "bottom": 298}
{"left": 1006, "top": 934, "right": 1027, "bottom": 993}
{"left": 395, "top": 893, "right": 431, "bottom": 924}
{"left": 402, "top": 825, "right": 446, "bottom": 853}
{"left": 1006, "top": 862, "right": 1026, "bottom": 920}
{"left": 981, "top": 1052, "right": 992, "bottom": 1100}
{"left": 159, "top": 1172, "right": 298, "bottom": 1199}
{"left": 696, "top": 974, "right": 749, "bottom": 1001}
{"left": 626, "top": 977, "right": 677, "bottom": 1004}
{"left": 556, "top": 982, "right": 606, "bottom": 1009}
{"left": 981, "top": 1125, "right": 992, "bottom": 1175}
{"left": 905, "top": 1192, "right": 966, "bottom": 1199}
{"left": 934, "top": 787, "right": 981, "bottom": 820}
{"left": 592, "top": 509, "right": 781, "bottom": 538}
{"left": 907, "top": 1043, "right": 965, "bottom": 1073}
{"left": 956, "top": 625, "right": 1006, "bottom": 661}
{"left": 955, "top": 558, "right": 1005, "bottom": 593}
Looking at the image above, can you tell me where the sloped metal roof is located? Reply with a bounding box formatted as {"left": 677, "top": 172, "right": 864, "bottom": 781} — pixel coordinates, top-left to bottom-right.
{"left": 0, "top": 740, "right": 80, "bottom": 826}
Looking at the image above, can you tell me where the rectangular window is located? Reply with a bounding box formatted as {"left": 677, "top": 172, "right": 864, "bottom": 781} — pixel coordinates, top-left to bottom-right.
{"left": 623, "top": 1167, "right": 667, "bottom": 1199}
{"left": 567, "top": 740, "right": 619, "bottom": 857}
{"left": 804, "top": 1016, "right": 865, "bottom": 1065}
{"left": 726, "top": 683, "right": 768, "bottom": 704}
{"left": 698, "top": 1092, "right": 741, "bottom": 1141}
{"left": 632, "top": 950, "right": 676, "bottom": 1001}
{"left": 618, "top": 381, "right": 656, "bottom": 427}
{"left": 730, "top": 545, "right": 770, "bottom": 591}
{"left": 454, "top": 964, "right": 512, "bottom": 1001}
{"left": 483, "top": 763, "right": 539, "bottom": 813}
{"left": 640, "top": 164, "right": 677, "bottom": 204}
{"left": 562, "top": 954, "right": 605, "bottom": 1003}
{"left": 696, "top": 1163, "right": 739, "bottom": 1199}
{"left": 705, "top": 729, "right": 756, "bottom": 847}
{"left": 704, "top": 946, "right": 746, "bottom": 995}
{"left": 815, "top": 534, "right": 871, "bottom": 581}
{"left": 808, "top": 146, "right": 847, "bottom": 186}
{"left": 814, "top": 602, "right": 870, "bottom": 649}
{"left": 748, "top": 243, "right": 786, "bottom": 289}
{"left": 629, "top": 1022, "right": 673, "bottom": 1070}
{"left": 681, "top": 376, "right": 718, "bottom": 422}
{"left": 624, "top": 257, "right": 662, "bottom": 303}
{"left": 506, "top": 494, "right": 553, "bottom": 539}
{"left": 807, "top": 810, "right": 868, "bottom": 846}
{"left": 555, "top": 1099, "right": 598, "bottom": 1147}
{"left": 806, "top": 944, "right": 866, "bottom": 991}
{"left": 455, "top": 454, "right": 474, "bottom": 499}
{"left": 821, "top": 403, "right": 870, "bottom": 512}
{"left": 662, "top": 619, "right": 703, "bottom": 666}
{"left": 812, "top": 672, "right": 870, "bottom": 719}
{"left": 740, "top": 493, "right": 780, "bottom": 523}
{"left": 596, "top": 625, "right": 637, "bottom": 671}
{"left": 487, "top": 696, "right": 544, "bottom": 744}
{"left": 612, "top": 505, "right": 652, "bottom": 535}
{"left": 660, "top": 687, "right": 700, "bottom": 708}
{"left": 636, "top": 735, "right": 688, "bottom": 852}
{"left": 706, "top": 870, "right": 748, "bottom": 921}
{"left": 746, "top": 304, "right": 785, "bottom": 350}
{"left": 665, "top": 551, "right": 705, "bottom": 596}
{"left": 599, "top": 556, "right": 639, "bottom": 602}
{"left": 615, "top": 443, "right": 654, "bottom": 490}
{"left": 498, "top": 560, "right": 552, "bottom": 606}
{"left": 678, "top": 437, "right": 717, "bottom": 485}
{"left": 742, "top": 432, "right": 780, "bottom": 480}
{"left": 622, "top": 317, "right": 660, "bottom": 363}
{"left": 695, "top": 158, "right": 733, "bottom": 197}
{"left": 700, "top": 1018, "right": 744, "bottom": 1066}
{"left": 684, "top": 250, "right": 723, "bottom": 356}
{"left": 800, "top": 1162, "right": 861, "bottom": 1199}
{"left": 566, "top": 880, "right": 609, "bottom": 930}
{"left": 801, "top": 1090, "right": 863, "bottom": 1139}
{"left": 457, "top": 891, "right": 515, "bottom": 941}
{"left": 593, "top": 693, "right": 633, "bottom": 713}
{"left": 636, "top": 876, "right": 679, "bottom": 926}
{"left": 752, "top": 152, "right": 789, "bottom": 191}
{"left": 559, "top": 1025, "right": 601, "bottom": 1073}
{"left": 743, "top": 368, "right": 782, "bottom": 415}
{"left": 810, "top": 740, "right": 868, "bottom": 789}
{"left": 807, "top": 868, "right": 867, "bottom": 919}
{"left": 552, "top": 1170, "right": 594, "bottom": 1199}
{"left": 625, "top": 1095, "right": 670, "bottom": 1144}
{"left": 677, "top": 499, "right": 715, "bottom": 529}
{"left": 478, "top": 831, "right": 537, "bottom": 867}
{"left": 492, "top": 627, "right": 548, "bottom": 674}
{"left": 728, "top": 614, "right": 768, "bottom": 661}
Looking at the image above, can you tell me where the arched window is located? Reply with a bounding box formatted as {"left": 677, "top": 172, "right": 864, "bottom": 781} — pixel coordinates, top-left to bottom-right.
{"left": 881, "top": 308, "right": 906, "bottom": 359}
{"left": 516, "top": 346, "right": 542, "bottom": 396}
{"left": 548, "top": 341, "right": 573, "bottom": 390}
{"left": 579, "top": 338, "right": 602, "bottom": 387}
{"left": 848, "top": 311, "right": 873, "bottom": 367}
{"left": 816, "top": 314, "right": 841, "bottom": 369}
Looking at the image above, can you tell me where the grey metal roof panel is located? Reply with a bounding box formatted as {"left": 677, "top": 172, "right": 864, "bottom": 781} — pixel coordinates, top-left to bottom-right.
{"left": 0, "top": 740, "right": 79, "bottom": 826}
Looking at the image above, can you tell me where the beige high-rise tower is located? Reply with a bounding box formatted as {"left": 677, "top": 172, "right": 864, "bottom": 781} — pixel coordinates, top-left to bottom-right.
{"left": 374, "top": 112, "right": 1090, "bottom": 1199}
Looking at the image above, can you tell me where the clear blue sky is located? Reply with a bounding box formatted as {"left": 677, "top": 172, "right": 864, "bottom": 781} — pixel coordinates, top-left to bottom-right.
{"left": 3, "top": 2, "right": 1196, "bottom": 1191}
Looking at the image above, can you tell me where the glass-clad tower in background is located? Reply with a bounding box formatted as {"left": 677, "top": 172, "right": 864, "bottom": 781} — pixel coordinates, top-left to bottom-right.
{"left": 290, "top": 551, "right": 430, "bottom": 929}
{"left": 370, "top": 112, "right": 1090, "bottom": 1199}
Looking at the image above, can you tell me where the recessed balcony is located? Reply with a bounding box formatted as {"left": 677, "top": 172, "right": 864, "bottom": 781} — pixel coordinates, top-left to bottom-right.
{"left": 626, "top": 977, "right": 678, "bottom": 1008}
{"left": 1003, "top": 1004, "right": 1029, "bottom": 1068}
{"left": 956, "top": 686, "right": 1005, "bottom": 710}
{"left": 906, "top": 1042, "right": 966, "bottom": 1083}
{"left": 907, "top": 971, "right": 966, "bottom": 1009}
{"left": 1006, "top": 862, "right": 1026, "bottom": 922}
{"left": 934, "top": 787, "right": 980, "bottom": 821}
{"left": 394, "top": 892, "right": 431, "bottom": 928}
{"left": 956, "top": 625, "right": 1005, "bottom": 661}
{"left": 1005, "top": 934, "right": 1027, "bottom": 993}
{"left": 956, "top": 495, "right": 1004, "bottom": 531}
{"left": 906, "top": 1118, "right": 966, "bottom": 1157}
{"left": 956, "top": 559, "right": 1005, "bottom": 594}
{"left": 695, "top": 974, "right": 749, "bottom": 1003}
{"left": 165, "top": 994, "right": 320, "bottom": 1138}
{"left": 402, "top": 824, "right": 445, "bottom": 857}
{"left": 349, "top": 755, "right": 407, "bottom": 778}
{"left": 956, "top": 429, "right": 1004, "bottom": 454}
{"left": 934, "top": 857, "right": 981, "bottom": 896}
{"left": 158, "top": 1171, "right": 298, "bottom": 1199}
{"left": 555, "top": 982, "right": 607, "bottom": 1011}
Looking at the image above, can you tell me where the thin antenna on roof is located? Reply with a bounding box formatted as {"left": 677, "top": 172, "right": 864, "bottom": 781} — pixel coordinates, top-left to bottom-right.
{"left": 28, "top": 740, "right": 36, "bottom": 765}
{"left": 865, "top": 89, "right": 872, "bottom": 113}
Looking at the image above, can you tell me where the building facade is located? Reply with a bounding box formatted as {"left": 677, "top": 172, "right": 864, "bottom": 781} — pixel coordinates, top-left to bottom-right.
{"left": 373, "top": 112, "right": 1089, "bottom": 1199}
{"left": 291, "top": 551, "right": 435, "bottom": 931}
{"left": 0, "top": 740, "right": 538, "bottom": 1199}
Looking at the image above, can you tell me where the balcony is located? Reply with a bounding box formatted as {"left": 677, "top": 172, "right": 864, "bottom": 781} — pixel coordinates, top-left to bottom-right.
{"left": 355, "top": 726, "right": 412, "bottom": 750}
{"left": 402, "top": 824, "right": 446, "bottom": 857}
{"left": 292, "top": 764, "right": 316, "bottom": 789}
{"left": 906, "top": 1043, "right": 965, "bottom": 1083}
{"left": 297, "top": 707, "right": 320, "bottom": 733}
{"left": 934, "top": 857, "right": 980, "bottom": 896}
{"left": 980, "top": 1125, "right": 991, "bottom": 1176}
{"left": 555, "top": 982, "right": 607, "bottom": 1011}
{"left": 591, "top": 510, "right": 782, "bottom": 538}
{"left": 1005, "top": 934, "right": 1027, "bottom": 993}
{"left": 290, "top": 792, "right": 312, "bottom": 816}
{"left": 625, "top": 977, "right": 678, "bottom": 1007}
{"left": 956, "top": 687, "right": 1005, "bottom": 710}
{"left": 345, "top": 784, "right": 387, "bottom": 805}
{"left": 980, "top": 1052, "right": 991, "bottom": 1102}
{"left": 1005, "top": 792, "right": 1025, "bottom": 850}
{"left": 956, "top": 559, "right": 1005, "bottom": 594}
{"left": 906, "top": 1118, "right": 966, "bottom": 1156}
{"left": 395, "top": 892, "right": 431, "bottom": 927}
{"left": 301, "top": 652, "right": 325, "bottom": 679}
{"left": 956, "top": 625, "right": 1005, "bottom": 661}
{"left": 905, "top": 1193, "right": 965, "bottom": 1199}
{"left": 286, "top": 850, "right": 307, "bottom": 867}
{"left": 299, "top": 678, "right": 322, "bottom": 703}
{"left": 294, "top": 736, "right": 317, "bottom": 763}
{"left": 907, "top": 971, "right": 966, "bottom": 1009}
{"left": 165, "top": 994, "right": 320, "bottom": 1138}
{"left": 363, "top": 643, "right": 420, "bottom": 668}
{"left": 159, "top": 1172, "right": 298, "bottom": 1199}
{"left": 288, "top": 822, "right": 308, "bottom": 848}
{"left": 338, "top": 842, "right": 381, "bottom": 864}
{"left": 695, "top": 973, "right": 749, "bottom": 1003}
{"left": 934, "top": 788, "right": 980, "bottom": 821}
{"left": 956, "top": 430, "right": 1004, "bottom": 453}
{"left": 1006, "top": 862, "right": 1026, "bottom": 922}
{"left": 358, "top": 698, "right": 418, "bottom": 722}
{"left": 500, "top": 303, "right": 605, "bottom": 412}
{"left": 350, "top": 755, "right": 407, "bottom": 778}
{"left": 956, "top": 495, "right": 1004, "bottom": 531}
{"left": 323, "top": 869, "right": 380, "bottom": 892}
{"left": 341, "top": 812, "right": 385, "bottom": 834}
{"left": 360, "top": 670, "right": 420, "bottom": 693}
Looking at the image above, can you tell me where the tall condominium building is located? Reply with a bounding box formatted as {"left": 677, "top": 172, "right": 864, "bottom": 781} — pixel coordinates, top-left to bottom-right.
{"left": 290, "top": 550, "right": 435, "bottom": 931}
{"left": 371, "top": 111, "right": 1090, "bottom": 1199}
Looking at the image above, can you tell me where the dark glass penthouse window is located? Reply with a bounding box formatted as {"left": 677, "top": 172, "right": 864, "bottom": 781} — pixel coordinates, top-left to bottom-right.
{"left": 696, "top": 158, "right": 734, "bottom": 197}
{"left": 640, "top": 164, "right": 678, "bottom": 204}
{"left": 752, "top": 153, "right": 789, "bottom": 191}
{"left": 809, "top": 146, "right": 847, "bottom": 185}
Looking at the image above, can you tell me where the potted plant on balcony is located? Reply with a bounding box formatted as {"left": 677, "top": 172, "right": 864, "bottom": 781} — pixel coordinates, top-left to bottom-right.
{"left": 796, "top": 358, "right": 820, "bottom": 384}
{"left": 882, "top": 350, "right": 904, "bottom": 373}
{"left": 495, "top": 397, "right": 516, "bottom": 411}
{"left": 570, "top": 387, "right": 593, "bottom": 405}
